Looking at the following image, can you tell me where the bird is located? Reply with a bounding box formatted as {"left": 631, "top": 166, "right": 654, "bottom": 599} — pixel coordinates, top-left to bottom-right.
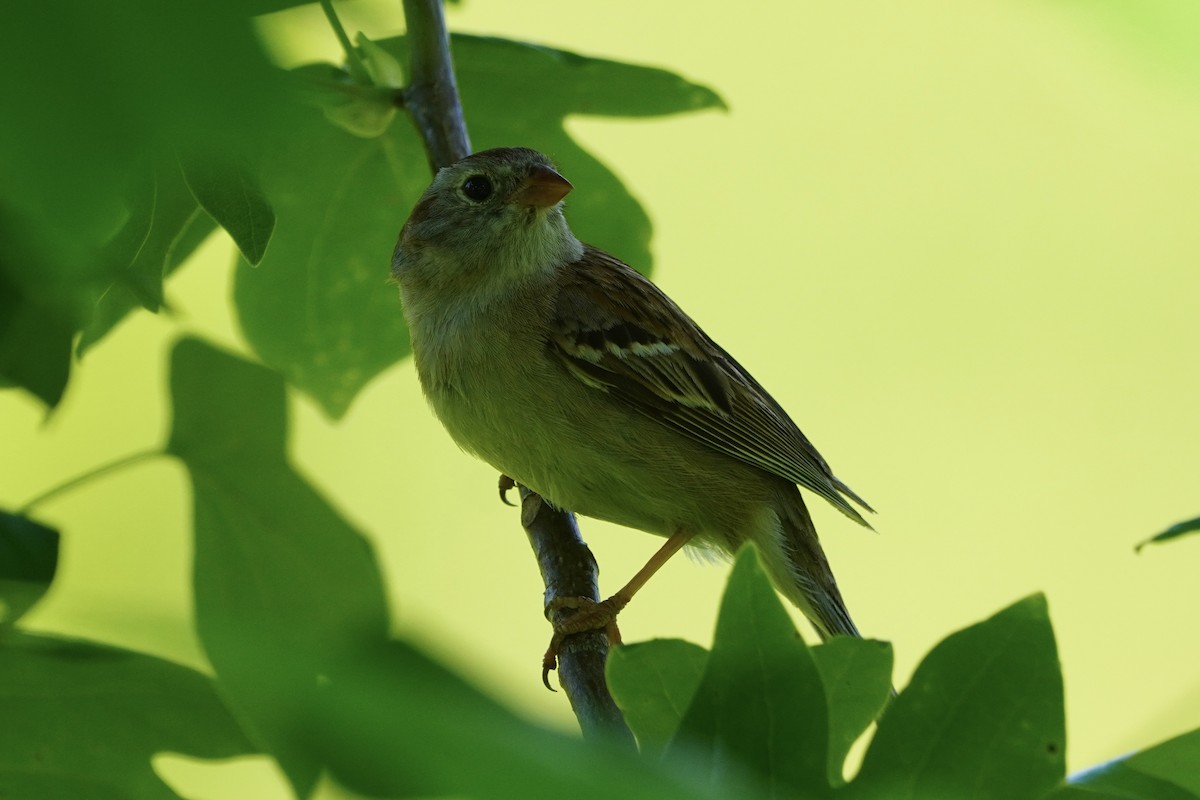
{"left": 391, "top": 146, "right": 873, "bottom": 681}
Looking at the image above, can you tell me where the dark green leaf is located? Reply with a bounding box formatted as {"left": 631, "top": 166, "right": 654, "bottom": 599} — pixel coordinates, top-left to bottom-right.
{"left": 848, "top": 595, "right": 1065, "bottom": 800}
{"left": 0, "top": 631, "right": 254, "bottom": 800}
{"left": 164, "top": 338, "right": 753, "bottom": 799}
{"left": 232, "top": 102, "right": 421, "bottom": 417}
{"left": 237, "top": 35, "right": 723, "bottom": 418}
{"left": 0, "top": 0, "right": 290, "bottom": 262}
{"left": 1051, "top": 762, "right": 1199, "bottom": 800}
{"left": 0, "top": 512, "right": 59, "bottom": 625}
{"left": 166, "top": 338, "right": 390, "bottom": 797}
{"left": 78, "top": 206, "right": 217, "bottom": 356}
{"left": 1048, "top": 728, "right": 1200, "bottom": 799}
{"left": 181, "top": 155, "right": 276, "bottom": 265}
{"left": 307, "top": 640, "right": 745, "bottom": 800}
{"left": 668, "top": 545, "right": 829, "bottom": 797}
{"left": 811, "top": 636, "right": 893, "bottom": 786}
{"left": 1137, "top": 516, "right": 1200, "bottom": 552}
{"left": 607, "top": 638, "right": 709, "bottom": 757}
{"left": 1127, "top": 728, "right": 1200, "bottom": 796}
{"left": 0, "top": 208, "right": 101, "bottom": 407}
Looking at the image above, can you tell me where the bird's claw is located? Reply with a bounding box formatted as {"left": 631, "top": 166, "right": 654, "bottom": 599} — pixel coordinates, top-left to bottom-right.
{"left": 540, "top": 594, "right": 627, "bottom": 691}
{"left": 498, "top": 474, "right": 516, "bottom": 506}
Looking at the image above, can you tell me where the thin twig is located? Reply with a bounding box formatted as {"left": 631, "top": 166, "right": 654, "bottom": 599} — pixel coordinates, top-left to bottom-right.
{"left": 397, "top": 0, "right": 633, "bottom": 746}
{"left": 319, "top": 0, "right": 372, "bottom": 85}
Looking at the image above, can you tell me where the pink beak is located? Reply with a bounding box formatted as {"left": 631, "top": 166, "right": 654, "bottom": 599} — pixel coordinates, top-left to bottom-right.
{"left": 508, "top": 164, "right": 573, "bottom": 208}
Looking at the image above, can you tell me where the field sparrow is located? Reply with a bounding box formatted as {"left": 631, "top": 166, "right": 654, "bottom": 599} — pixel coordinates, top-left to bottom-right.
{"left": 392, "top": 147, "right": 873, "bottom": 679}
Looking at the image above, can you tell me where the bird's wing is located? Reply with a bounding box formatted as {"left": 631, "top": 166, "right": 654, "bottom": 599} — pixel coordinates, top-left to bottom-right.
{"left": 548, "top": 245, "right": 873, "bottom": 526}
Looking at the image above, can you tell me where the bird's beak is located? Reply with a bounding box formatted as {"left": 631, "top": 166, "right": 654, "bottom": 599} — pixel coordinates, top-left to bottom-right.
{"left": 508, "top": 164, "right": 573, "bottom": 209}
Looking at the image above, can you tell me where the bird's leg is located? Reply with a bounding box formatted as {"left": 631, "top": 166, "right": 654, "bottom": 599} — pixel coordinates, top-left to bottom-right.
{"left": 542, "top": 528, "right": 695, "bottom": 689}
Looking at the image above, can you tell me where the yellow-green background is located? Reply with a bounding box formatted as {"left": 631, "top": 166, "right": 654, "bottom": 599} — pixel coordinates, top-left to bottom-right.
{"left": 3, "top": 1, "right": 1199, "bottom": 796}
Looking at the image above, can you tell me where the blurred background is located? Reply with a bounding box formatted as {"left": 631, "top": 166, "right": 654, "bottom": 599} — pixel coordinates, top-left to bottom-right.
{"left": 2, "top": 0, "right": 1199, "bottom": 796}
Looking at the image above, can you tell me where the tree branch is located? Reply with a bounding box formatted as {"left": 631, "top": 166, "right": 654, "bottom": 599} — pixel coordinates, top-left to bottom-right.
{"left": 398, "top": 0, "right": 634, "bottom": 746}
{"left": 520, "top": 488, "right": 636, "bottom": 745}
{"left": 400, "top": 0, "right": 472, "bottom": 169}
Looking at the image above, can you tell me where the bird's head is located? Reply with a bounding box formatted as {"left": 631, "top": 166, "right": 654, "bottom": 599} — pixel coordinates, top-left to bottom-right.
{"left": 392, "top": 147, "right": 582, "bottom": 298}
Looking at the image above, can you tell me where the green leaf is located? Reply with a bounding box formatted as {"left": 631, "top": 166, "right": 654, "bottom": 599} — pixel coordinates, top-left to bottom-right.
{"left": 164, "top": 338, "right": 753, "bottom": 799}
{"left": 1, "top": 0, "right": 296, "bottom": 400}
{"left": 181, "top": 155, "right": 276, "bottom": 265}
{"left": 811, "top": 636, "right": 893, "bottom": 786}
{"left": 166, "top": 338, "right": 390, "bottom": 797}
{"left": 306, "top": 639, "right": 744, "bottom": 800}
{"left": 1137, "top": 516, "right": 1200, "bottom": 552}
{"left": 0, "top": 207, "right": 101, "bottom": 407}
{"left": 0, "top": 0, "right": 290, "bottom": 266}
{"left": 848, "top": 594, "right": 1065, "bottom": 800}
{"left": 0, "top": 631, "right": 254, "bottom": 800}
{"left": 232, "top": 98, "right": 421, "bottom": 418}
{"left": 0, "top": 512, "right": 59, "bottom": 625}
{"left": 1125, "top": 728, "right": 1200, "bottom": 796}
{"left": 668, "top": 545, "right": 830, "bottom": 797}
{"left": 1052, "top": 760, "right": 1198, "bottom": 800}
{"left": 78, "top": 205, "right": 216, "bottom": 356}
{"left": 236, "top": 35, "right": 723, "bottom": 418}
{"left": 607, "top": 638, "right": 709, "bottom": 758}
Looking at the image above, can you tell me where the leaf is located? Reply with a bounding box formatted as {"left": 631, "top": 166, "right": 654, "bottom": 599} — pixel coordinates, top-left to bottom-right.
{"left": 1126, "top": 728, "right": 1200, "bottom": 796}
{"left": 236, "top": 35, "right": 724, "bottom": 418}
{"left": 607, "top": 638, "right": 709, "bottom": 757}
{"left": 78, "top": 206, "right": 217, "bottom": 356}
{"left": 0, "top": 207, "right": 100, "bottom": 407}
{"left": 0, "top": 0, "right": 290, "bottom": 274}
{"left": 668, "top": 545, "right": 830, "bottom": 798}
{"left": 1137, "top": 516, "right": 1200, "bottom": 552}
{"left": 848, "top": 594, "right": 1065, "bottom": 800}
{"left": 0, "top": 512, "right": 59, "bottom": 625}
{"left": 0, "top": 631, "right": 254, "bottom": 800}
{"left": 306, "top": 639, "right": 745, "bottom": 800}
{"left": 811, "top": 636, "right": 894, "bottom": 786}
{"left": 1052, "top": 759, "right": 1198, "bottom": 800}
{"left": 164, "top": 338, "right": 752, "bottom": 800}
{"left": 166, "top": 338, "right": 390, "bottom": 797}
{"left": 232, "top": 98, "right": 421, "bottom": 418}
{"left": 181, "top": 155, "right": 276, "bottom": 265}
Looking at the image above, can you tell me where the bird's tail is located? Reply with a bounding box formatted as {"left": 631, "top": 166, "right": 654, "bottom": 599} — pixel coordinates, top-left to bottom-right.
{"left": 759, "top": 486, "right": 861, "bottom": 641}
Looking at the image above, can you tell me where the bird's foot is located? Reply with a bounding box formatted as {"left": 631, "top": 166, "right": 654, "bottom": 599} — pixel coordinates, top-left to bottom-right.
{"left": 541, "top": 594, "right": 627, "bottom": 690}
{"left": 498, "top": 474, "right": 516, "bottom": 506}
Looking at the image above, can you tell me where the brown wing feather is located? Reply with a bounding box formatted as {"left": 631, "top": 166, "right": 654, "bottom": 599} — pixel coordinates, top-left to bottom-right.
{"left": 549, "top": 245, "right": 873, "bottom": 526}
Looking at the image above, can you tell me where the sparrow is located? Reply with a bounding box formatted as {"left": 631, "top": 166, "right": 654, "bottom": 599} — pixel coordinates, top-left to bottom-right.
{"left": 392, "top": 147, "right": 873, "bottom": 681}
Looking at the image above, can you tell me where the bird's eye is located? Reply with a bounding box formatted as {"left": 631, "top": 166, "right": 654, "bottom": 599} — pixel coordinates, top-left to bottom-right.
{"left": 461, "top": 175, "right": 493, "bottom": 202}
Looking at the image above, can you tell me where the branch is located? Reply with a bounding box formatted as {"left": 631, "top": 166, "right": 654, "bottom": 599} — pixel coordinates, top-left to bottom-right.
{"left": 520, "top": 488, "right": 636, "bottom": 745}
{"left": 400, "top": 0, "right": 472, "bottom": 169}
{"left": 398, "top": 0, "right": 634, "bottom": 746}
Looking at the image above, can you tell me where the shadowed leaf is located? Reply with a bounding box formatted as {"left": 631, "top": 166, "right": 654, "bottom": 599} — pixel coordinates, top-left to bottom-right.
{"left": 181, "top": 155, "right": 276, "bottom": 265}
{"left": 167, "top": 338, "right": 390, "bottom": 796}
{"left": 668, "top": 545, "right": 829, "bottom": 797}
{"left": 0, "top": 512, "right": 59, "bottom": 625}
{"left": 811, "top": 636, "right": 893, "bottom": 786}
{"left": 0, "top": 632, "right": 254, "bottom": 800}
{"left": 847, "top": 595, "right": 1065, "bottom": 800}
{"left": 607, "top": 638, "right": 709, "bottom": 758}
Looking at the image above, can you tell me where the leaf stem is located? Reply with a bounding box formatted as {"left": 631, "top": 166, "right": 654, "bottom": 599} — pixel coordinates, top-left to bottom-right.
{"left": 18, "top": 449, "right": 163, "bottom": 515}
{"left": 319, "top": 0, "right": 372, "bottom": 85}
